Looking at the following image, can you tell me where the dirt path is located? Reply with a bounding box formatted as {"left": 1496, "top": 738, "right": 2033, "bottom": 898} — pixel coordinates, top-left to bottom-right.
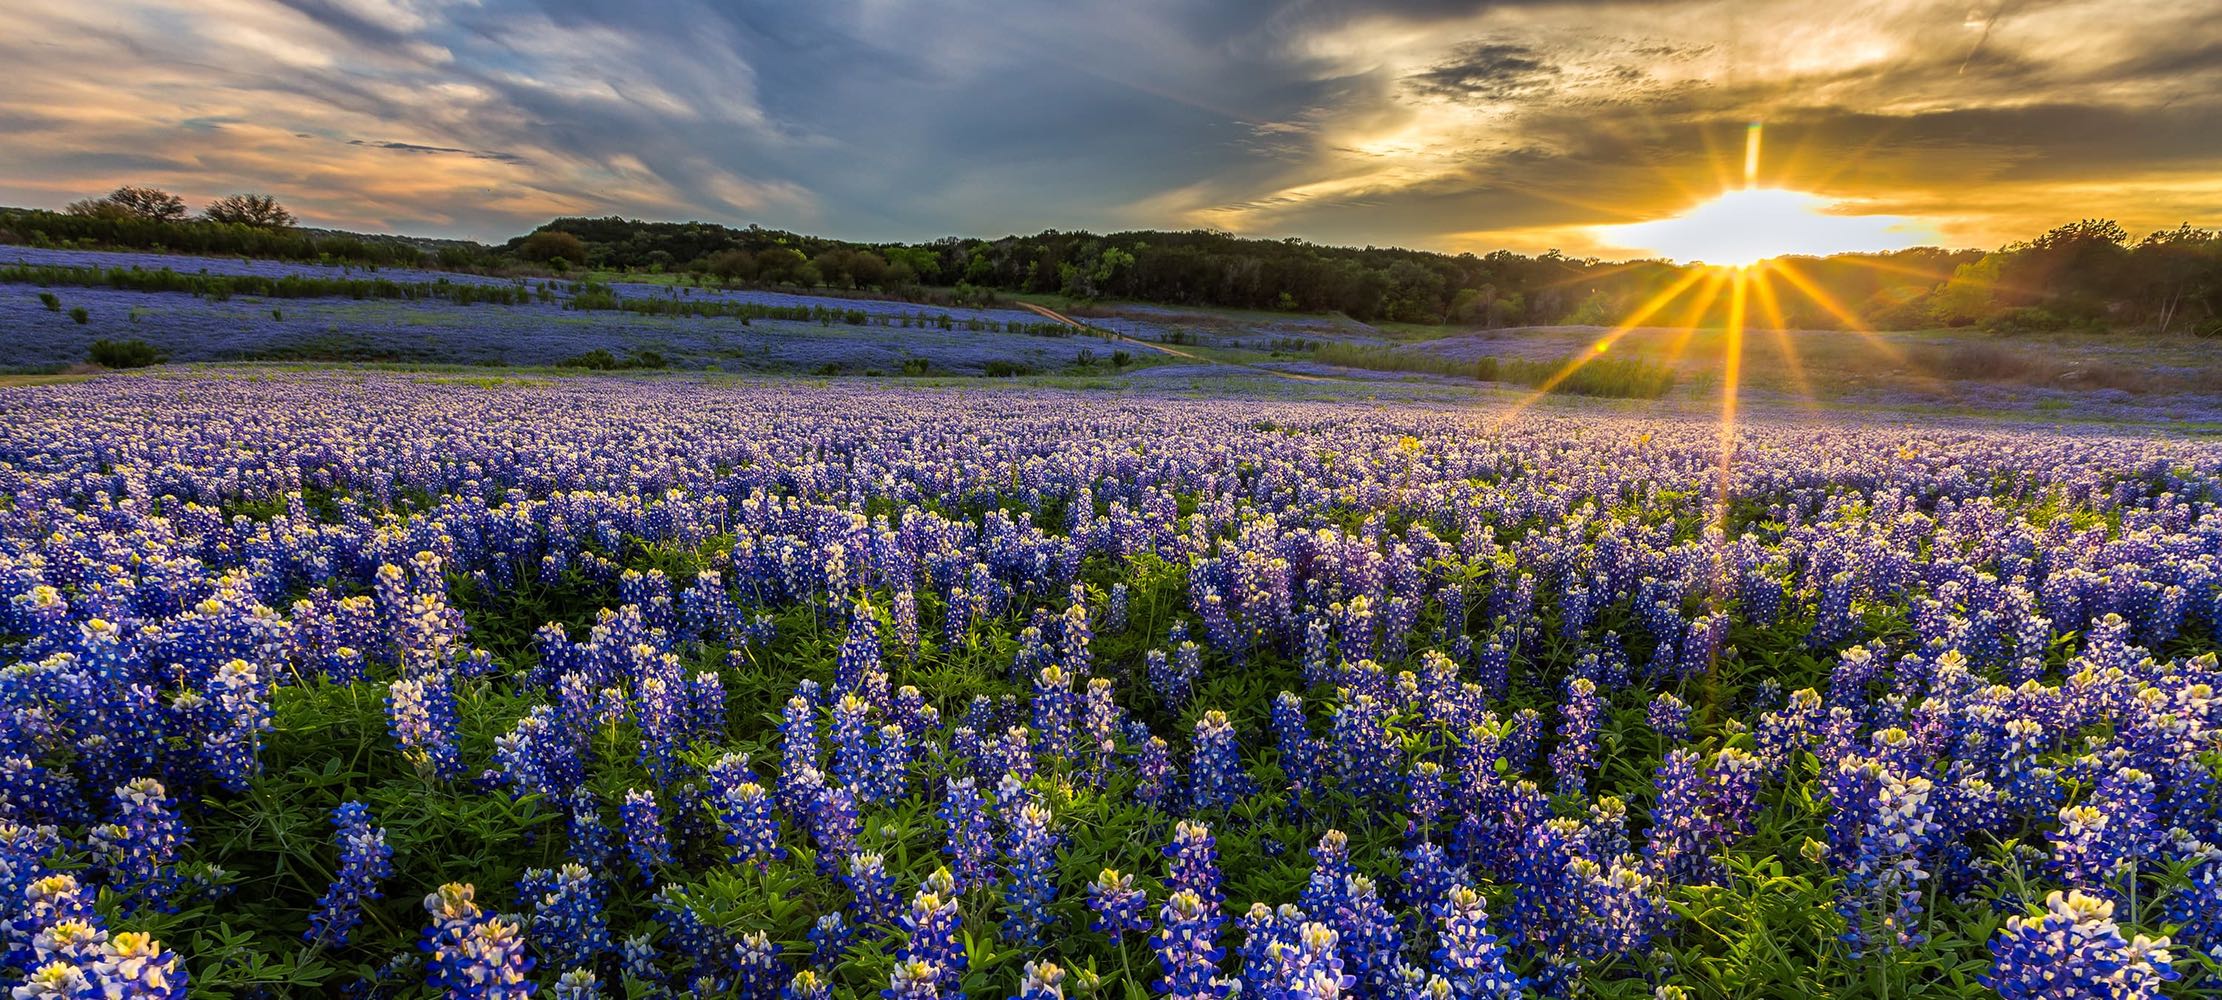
{"left": 1016, "top": 302, "right": 1338, "bottom": 383}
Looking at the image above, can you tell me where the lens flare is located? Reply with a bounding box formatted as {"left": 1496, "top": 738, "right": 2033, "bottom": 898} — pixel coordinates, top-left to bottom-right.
{"left": 1596, "top": 188, "right": 1930, "bottom": 267}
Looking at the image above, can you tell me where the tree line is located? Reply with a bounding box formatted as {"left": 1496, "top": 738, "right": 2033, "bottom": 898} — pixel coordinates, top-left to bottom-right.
{"left": 7, "top": 186, "right": 2221, "bottom": 334}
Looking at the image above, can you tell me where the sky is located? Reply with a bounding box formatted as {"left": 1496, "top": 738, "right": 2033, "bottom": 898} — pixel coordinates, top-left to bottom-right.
{"left": 2, "top": 0, "right": 2218, "bottom": 258}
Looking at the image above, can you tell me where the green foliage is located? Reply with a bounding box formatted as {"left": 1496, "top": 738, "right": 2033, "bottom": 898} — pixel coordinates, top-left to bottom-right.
{"left": 1, "top": 263, "right": 531, "bottom": 305}
{"left": 518, "top": 229, "right": 589, "bottom": 265}
{"left": 3, "top": 208, "right": 443, "bottom": 266}
{"left": 87, "top": 337, "right": 162, "bottom": 367}
{"left": 555, "top": 348, "right": 669, "bottom": 370}
{"left": 202, "top": 193, "right": 295, "bottom": 228}
{"left": 68, "top": 306, "right": 88, "bottom": 325}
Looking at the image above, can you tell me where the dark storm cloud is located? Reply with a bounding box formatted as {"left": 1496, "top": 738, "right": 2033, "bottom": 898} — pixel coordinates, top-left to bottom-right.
{"left": 1406, "top": 43, "right": 1560, "bottom": 100}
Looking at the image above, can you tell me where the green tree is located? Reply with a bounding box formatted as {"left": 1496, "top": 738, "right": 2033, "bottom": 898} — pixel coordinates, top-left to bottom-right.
{"left": 518, "top": 230, "right": 588, "bottom": 265}
{"left": 105, "top": 186, "right": 190, "bottom": 222}
{"left": 203, "top": 193, "right": 295, "bottom": 228}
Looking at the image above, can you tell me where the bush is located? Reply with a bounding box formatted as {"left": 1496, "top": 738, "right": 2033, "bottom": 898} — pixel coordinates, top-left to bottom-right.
{"left": 1495, "top": 355, "right": 1677, "bottom": 399}
{"left": 1980, "top": 307, "right": 2071, "bottom": 335}
{"left": 87, "top": 338, "right": 163, "bottom": 368}
{"left": 901, "top": 358, "right": 931, "bottom": 376}
{"left": 555, "top": 349, "right": 668, "bottom": 371}
{"left": 68, "top": 307, "right": 88, "bottom": 325}
{"left": 37, "top": 292, "right": 59, "bottom": 312}
{"left": 983, "top": 360, "right": 1033, "bottom": 377}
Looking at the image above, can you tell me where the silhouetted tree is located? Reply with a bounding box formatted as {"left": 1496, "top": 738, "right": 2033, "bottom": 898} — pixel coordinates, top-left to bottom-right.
{"left": 203, "top": 193, "right": 295, "bottom": 228}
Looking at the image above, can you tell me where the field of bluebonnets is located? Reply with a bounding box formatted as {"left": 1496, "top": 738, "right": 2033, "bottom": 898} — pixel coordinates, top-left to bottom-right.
{"left": 1, "top": 370, "right": 2218, "bottom": 1000}
{"left": 0, "top": 246, "right": 1128, "bottom": 375}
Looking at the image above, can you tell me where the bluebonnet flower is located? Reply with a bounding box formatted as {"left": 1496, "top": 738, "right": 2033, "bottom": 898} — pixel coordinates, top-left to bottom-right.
{"left": 843, "top": 851, "right": 900, "bottom": 929}
{"left": 708, "top": 757, "right": 785, "bottom": 870}
{"left": 1002, "top": 800, "right": 1058, "bottom": 945}
{"left": 1136, "top": 737, "right": 1178, "bottom": 809}
{"left": 1548, "top": 677, "right": 1601, "bottom": 795}
{"left": 306, "top": 801, "right": 393, "bottom": 947}
{"left": 730, "top": 929, "right": 783, "bottom": 1000}
{"left": 552, "top": 970, "right": 603, "bottom": 1000}
{"left": 1647, "top": 693, "right": 1690, "bottom": 744}
{"left": 1149, "top": 646, "right": 1198, "bottom": 709}
{"left": 785, "top": 970, "right": 833, "bottom": 1000}
{"left": 91, "top": 930, "right": 188, "bottom": 998}
{"left": 1329, "top": 695, "right": 1399, "bottom": 804}
{"left": 1407, "top": 761, "right": 1446, "bottom": 842}
{"left": 1189, "top": 711, "right": 1256, "bottom": 810}
{"left": 884, "top": 959, "right": 944, "bottom": 1000}
{"left": 621, "top": 789, "right": 673, "bottom": 885}
{"left": 1032, "top": 666, "right": 1078, "bottom": 761}
{"left": 1333, "top": 875, "right": 1405, "bottom": 993}
{"left": 808, "top": 912, "right": 851, "bottom": 968}
{"left": 1017, "top": 960, "right": 1068, "bottom": 1000}
{"left": 1167, "top": 820, "right": 1223, "bottom": 908}
{"left": 1088, "top": 868, "right": 1151, "bottom": 935}
{"left": 388, "top": 671, "right": 463, "bottom": 780}
{"left": 2052, "top": 767, "right": 2159, "bottom": 892}
{"left": 621, "top": 934, "right": 658, "bottom": 986}
{"left": 421, "top": 882, "right": 536, "bottom": 998}
{"left": 871, "top": 724, "right": 913, "bottom": 803}
{"left": 813, "top": 784, "right": 863, "bottom": 875}
{"left": 1985, "top": 890, "right": 2176, "bottom": 1000}
{"left": 897, "top": 868, "right": 965, "bottom": 995}
{"left": 200, "top": 657, "right": 272, "bottom": 791}
{"left": 1299, "top": 830, "right": 1354, "bottom": 918}
{"left": 1403, "top": 841, "right": 1460, "bottom": 912}
{"left": 1432, "top": 885, "right": 1521, "bottom": 999}
{"left": 689, "top": 670, "right": 727, "bottom": 738}
{"left": 1152, "top": 890, "right": 1229, "bottom": 1000}
{"left": 1271, "top": 692, "right": 1317, "bottom": 802}
{"left": 522, "top": 863, "right": 610, "bottom": 972}
{"left": 91, "top": 778, "right": 186, "bottom": 914}
{"left": 941, "top": 778, "right": 994, "bottom": 892}
{"left": 1251, "top": 922, "right": 1353, "bottom": 999}
{"left": 7, "top": 873, "right": 187, "bottom": 999}
{"left": 1823, "top": 735, "right": 1939, "bottom": 958}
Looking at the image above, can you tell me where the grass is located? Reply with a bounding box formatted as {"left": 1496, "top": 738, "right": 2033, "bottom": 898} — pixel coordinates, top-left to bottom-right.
{"left": 1313, "top": 342, "right": 1678, "bottom": 398}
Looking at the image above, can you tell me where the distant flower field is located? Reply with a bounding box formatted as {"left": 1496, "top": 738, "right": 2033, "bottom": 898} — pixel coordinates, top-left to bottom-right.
{"left": 0, "top": 373, "right": 2217, "bottom": 999}
{"left": 0, "top": 246, "right": 1139, "bottom": 374}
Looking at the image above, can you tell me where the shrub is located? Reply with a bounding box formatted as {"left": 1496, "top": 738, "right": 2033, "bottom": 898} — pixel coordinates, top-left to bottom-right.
{"left": 901, "top": 358, "right": 931, "bottom": 376}
{"left": 1496, "top": 355, "right": 1676, "bottom": 399}
{"left": 555, "top": 349, "right": 668, "bottom": 371}
{"left": 69, "top": 307, "right": 89, "bottom": 325}
{"left": 1112, "top": 350, "right": 1132, "bottom": 368}
{"left": 38, "top": 291, "right": 59, "bottom": 311}
{"left": 87, "top": 338, "right": 163, "bottom": 368}
{"left": 983, "top": 360, "right": 1033, "bottom": 377}
{"left": 519, "top": 230, "right": 589, "bottom": 265}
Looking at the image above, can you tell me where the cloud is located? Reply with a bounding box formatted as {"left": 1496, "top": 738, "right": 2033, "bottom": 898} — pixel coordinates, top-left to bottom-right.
{"left": 1406, "top": 43, "right": 1560, "bottom": 100}
{"left": 0, "top": 0, "right": 2215, "bottom": 252}
{"left": 347, "top": 139, "right": 526, "bottom": 163}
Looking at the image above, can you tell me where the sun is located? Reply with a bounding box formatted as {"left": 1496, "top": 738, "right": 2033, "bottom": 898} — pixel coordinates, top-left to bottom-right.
{"left": 1597, "top": 187, "right": 1930, "bottom": 267}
